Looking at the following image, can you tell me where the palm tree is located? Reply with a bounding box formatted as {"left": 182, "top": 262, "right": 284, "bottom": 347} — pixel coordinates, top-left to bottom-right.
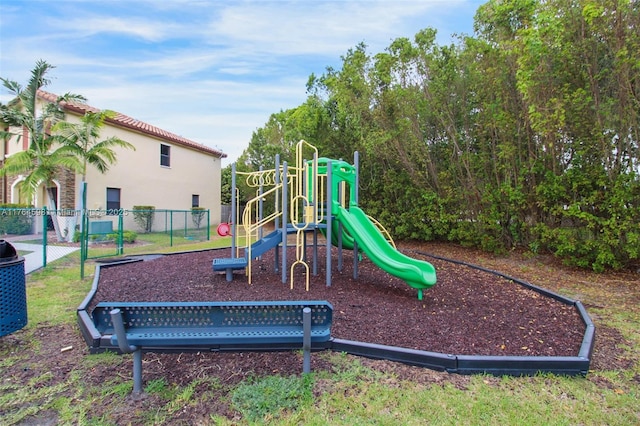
{"left": 52, "top": 109, "right": 135, "bottom": 181}
{"left": 51, "top": 110, "right": 135, "bottom": 239}
{"left": 0, "top": 60, "right": 86, "bottom": 241}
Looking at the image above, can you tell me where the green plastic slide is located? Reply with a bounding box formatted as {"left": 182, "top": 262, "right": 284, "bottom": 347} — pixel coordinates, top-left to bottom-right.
{"left": 312, "top": 157, "right": 437, "bottom": 299}
{"left": 334, "top": 204, "right": 437, "bottom": 300}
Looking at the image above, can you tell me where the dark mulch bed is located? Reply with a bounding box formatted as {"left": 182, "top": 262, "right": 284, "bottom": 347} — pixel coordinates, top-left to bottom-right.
{"left": 92, "top": 245, "right": 586, "bottom": 357}
{"left": 7, "top": 242, "right": 635, "bottom": 424}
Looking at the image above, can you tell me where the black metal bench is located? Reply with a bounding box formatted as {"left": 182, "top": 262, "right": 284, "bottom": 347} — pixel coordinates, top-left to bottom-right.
{"left": 91, "top": 300, "right": 333, "bottom": 394}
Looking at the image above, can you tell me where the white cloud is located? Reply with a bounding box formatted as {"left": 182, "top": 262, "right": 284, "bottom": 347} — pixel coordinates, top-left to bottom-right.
{"left": 52, "top": 16, "right": 175, "bottom": 41}
{"left": 209, "top": 1, "right": 449, "bottom": 55}
{"left": 1, "top": 0, "right": 482, "bottom": 166}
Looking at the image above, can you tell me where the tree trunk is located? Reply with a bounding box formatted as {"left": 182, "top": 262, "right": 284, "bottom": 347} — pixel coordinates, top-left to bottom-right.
{"left": 46, "top": 187, "right": 65, "bottom": 242}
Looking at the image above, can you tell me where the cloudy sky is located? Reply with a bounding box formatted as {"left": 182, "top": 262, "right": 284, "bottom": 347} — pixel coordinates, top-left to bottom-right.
{"left": 0, "top": 0, "right": 483, "bottom": 166}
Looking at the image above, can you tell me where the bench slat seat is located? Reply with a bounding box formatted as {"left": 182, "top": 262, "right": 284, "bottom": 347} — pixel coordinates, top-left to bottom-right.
{"left": 91, "top": 300, "right": 333, "bottom": 394}
{"left": 92, "top": 300, "right": 333, "bottom": 348}
{"left": 109, "top": 327, "right": 331, "bottom": 347}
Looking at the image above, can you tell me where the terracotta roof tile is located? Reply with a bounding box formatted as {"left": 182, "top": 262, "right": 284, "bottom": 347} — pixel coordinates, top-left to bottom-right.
{"left": 37, "top": 90, "right": 226, "bottom": 158}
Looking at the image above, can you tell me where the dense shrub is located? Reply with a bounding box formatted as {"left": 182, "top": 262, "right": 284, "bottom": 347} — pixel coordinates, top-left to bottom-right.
{"left": 0, "top": 204, "right": 35, "bottom": 235}
{"left": 191, "top": 207, "right": 207, "bottom": 229}
{"left": 132, "top": 206, "right": 155, "bottom": 233}
{"left": 107, "top": 230, "right": 137, "bottom": 244}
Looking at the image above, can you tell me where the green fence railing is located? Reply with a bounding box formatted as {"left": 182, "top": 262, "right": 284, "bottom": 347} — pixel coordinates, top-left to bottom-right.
{"left": 0, "top": 207, "right": 211, "bottom": 278}
{"left": 80, "top": 208, "right": 211, "bottom": 277}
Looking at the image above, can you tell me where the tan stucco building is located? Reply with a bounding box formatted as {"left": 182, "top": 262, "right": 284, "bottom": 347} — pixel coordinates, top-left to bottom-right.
{"left": 1, "top": 90, "right": 226, "bottom": 234}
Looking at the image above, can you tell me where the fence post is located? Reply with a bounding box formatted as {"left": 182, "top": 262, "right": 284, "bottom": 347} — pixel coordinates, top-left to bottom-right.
{"left": 118, "top": 212, "right": 124, "bottom": 255}
{"left": 207, "top": 209, "right": 210, "bottom": 241}
{"left": 80, "top": 182, "right": 87, "bottom": 279}
{"left": 42, "top": 206, "right": 47, "bottom": 268}
{"left": 83, "top": 210, "right": 89, "bottom": 260}
{"left": 164, "top": 209, "right": 168, "bottom": 233}
{"left": 170, "top": 210, "right": 173, "bottom": 247}
{"left": 80, "top": 213, "right": 85, "bottom": 279}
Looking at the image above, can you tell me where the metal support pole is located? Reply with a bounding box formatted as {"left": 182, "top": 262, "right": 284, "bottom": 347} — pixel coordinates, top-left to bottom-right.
{"left": 313, "top": 228, "right": 318, "bottom": 276}
{"left": 353, "top": 240, "right": 359, "bottom": 280}
{"left": 80, "top": 182, "right": 87, "bottom": 279}
{"left": 311, "top": 152, "right": 319, "bottom": 276}
{"left": 274, "top": 155, "right": 280, "bottom": 272}
{"left": 109, "top": 309, "right": 142, "bottom": 394}
{"left": 42, "top": 206, "right": 47, "bottom": 268}
{"left": 118, "top": 213, "right": 124, "bottom": 255}
{"left": 259, "top": 165, "right": 264, "bottom": 241}
{"left": 281, "top": 162, "right": 288, "bottom": 284}
{"left": 170, "top": 210, "right": 173, "bottom": 247}
{"left": 313, "top": 152, "right": 318, "bottom": 223}
{"left": 326, "top": 160, "right": 332, "bottom": 287}
{"left": 303, "top": 228, "right": 307, "bottom": 261}
{"left": 354, "top": 151, "right": 359, "bottom": 204}
{"left": 353, "top": 151, "right": 360, "bottom": 280}
{"left": 231, "top": 162, "right": 237, "bottom": 257}
{"left": 337, "top": 182, "right": 343, "bottom": 272}
{"left": 302, "top": 307, "right": 311, "bottom": 373}
{"left": 132, "top": 350, "right": 143, "bottom": 394}
{"left": 110, "top": 309, "right": 136, "bottom": 353}
{"left": 81, "top": 207, "right": 88, "bottom": 267}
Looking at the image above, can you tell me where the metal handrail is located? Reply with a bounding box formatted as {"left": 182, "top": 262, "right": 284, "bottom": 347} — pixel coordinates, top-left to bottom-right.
{"left": 241, "top": 184, "right": 283, "bottom": 283}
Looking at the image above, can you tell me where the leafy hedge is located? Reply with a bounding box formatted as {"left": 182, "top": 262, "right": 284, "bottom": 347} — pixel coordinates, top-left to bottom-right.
{"left": 0, "top": 203, "right": 35, "bottom": 235}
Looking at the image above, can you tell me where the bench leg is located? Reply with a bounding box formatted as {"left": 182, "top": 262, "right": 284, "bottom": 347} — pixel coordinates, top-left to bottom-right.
{"left": 226, "top": 268, "right": 233, "bottom": 281}
{"left": 303, "top": 307, "right": 311, "bottom": 373}
{"left": 133, "top": 349, "right": 143, "bottom": 394}
{"left": 109, "top": 309, "right": 144, "bottom": 394}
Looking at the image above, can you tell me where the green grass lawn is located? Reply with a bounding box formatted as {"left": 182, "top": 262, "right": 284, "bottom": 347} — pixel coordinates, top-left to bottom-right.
{"left": 1, "top": 236, "right": 638, "bottom": 425}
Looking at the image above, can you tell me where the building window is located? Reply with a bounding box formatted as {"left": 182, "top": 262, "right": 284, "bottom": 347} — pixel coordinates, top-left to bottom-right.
{"left": 192, "top": 194, "right": 200, "bottom": 208}
{"left": 160, "top": 144, "right": 171, "bottom": 167}
{"left": 106, "top": 187, "right": 121, "bottom": 212}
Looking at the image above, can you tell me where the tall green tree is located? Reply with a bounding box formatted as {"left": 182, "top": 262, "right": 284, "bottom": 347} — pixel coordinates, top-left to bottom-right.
{"left": 246, "top": 0, "right": 640, "bottom": 270}
{"left": 0, "top": 60, "right": 86, "bottom": 241}
{"left": 51, "top": 109, "right": 135, "bottom": 239}
{"left": 310, "top": 42, "right": 376, "bottom": 161}
{"left": 526, "top": 0, "right": 640, "bottom": 270}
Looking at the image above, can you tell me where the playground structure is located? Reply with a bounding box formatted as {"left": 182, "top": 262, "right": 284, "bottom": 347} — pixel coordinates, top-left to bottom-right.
{"left": 213, "top": 140, "right": 437, "bottom": 300}
{"left": 77, "top": 142, "right": 594, "bottom": 378}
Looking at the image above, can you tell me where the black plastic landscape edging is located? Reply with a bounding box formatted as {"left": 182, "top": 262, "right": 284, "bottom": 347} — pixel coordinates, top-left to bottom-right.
{"left": 76, "top": 249, "right": 594, "bottom": 376}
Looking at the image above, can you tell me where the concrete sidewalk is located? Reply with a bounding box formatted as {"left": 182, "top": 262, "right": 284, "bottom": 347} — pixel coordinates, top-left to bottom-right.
{"left": 10, "top": 242, "right": 79, "bottom": 274}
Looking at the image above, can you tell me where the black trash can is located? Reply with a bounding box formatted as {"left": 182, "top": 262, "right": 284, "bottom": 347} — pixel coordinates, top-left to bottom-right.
{"left": 0, "top": 240, "right": 27, "bottom": 337}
